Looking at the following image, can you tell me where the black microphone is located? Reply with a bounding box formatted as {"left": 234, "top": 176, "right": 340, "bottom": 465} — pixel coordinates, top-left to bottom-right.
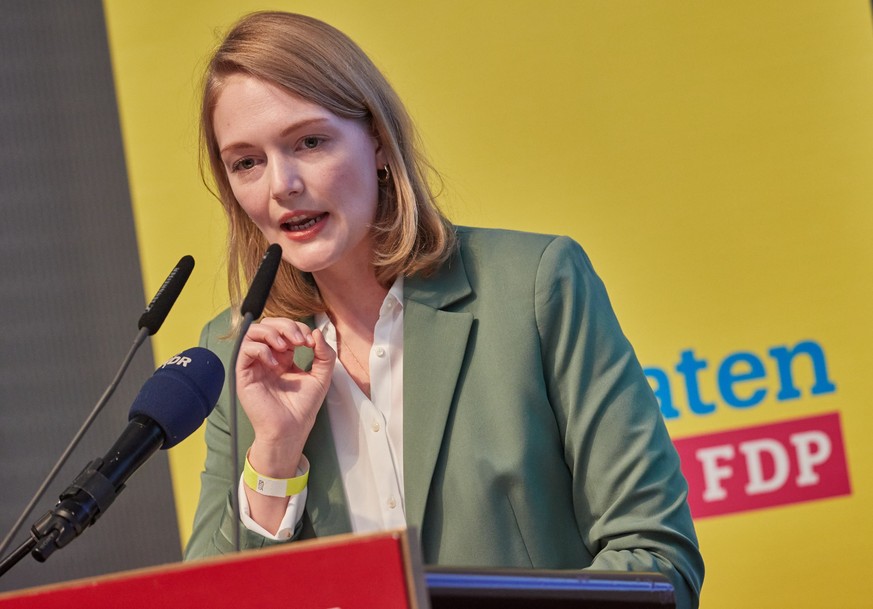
{"left": 28, "top": 347, "right": 225, "bottom": 563}
{"left": 139, "top": 255, "right": 195, "bottom": 335}
{"left": 240, "top": 244, "right": 282, "bottom": 319}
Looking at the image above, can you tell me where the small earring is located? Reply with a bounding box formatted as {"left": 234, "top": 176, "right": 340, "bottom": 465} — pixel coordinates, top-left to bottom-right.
{"left": 377, "top": 164, "right": 391, "bottom": 183}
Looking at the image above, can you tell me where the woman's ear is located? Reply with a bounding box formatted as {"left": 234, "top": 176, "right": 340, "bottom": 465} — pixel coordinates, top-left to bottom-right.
{"left": 374, "top": 137, "right": 387, "bottom": 168}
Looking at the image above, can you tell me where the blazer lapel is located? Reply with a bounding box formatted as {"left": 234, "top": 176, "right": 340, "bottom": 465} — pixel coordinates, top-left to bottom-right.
{"left": 294, "top": 340, "right": 353, "bottom": 537}
{"left": 403, "top": 248, "right": 473, "bottom": 531}
{"left": 302, "top": 406, "right": 353, "bottom": 537}
{"left": 294, "top": 245, "right": 474, "bottom": 537}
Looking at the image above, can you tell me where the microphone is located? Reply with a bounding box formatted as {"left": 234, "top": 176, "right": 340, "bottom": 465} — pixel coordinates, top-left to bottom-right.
{"left": 241, "top": 244, "right": 282, "bottom": 319}
{"left": 229, "top": 242, "right": 283, "bottom": 552}
{"left": 139, "top": 255, "right": 196, "bottom": 335}
{"left": 0, "top": 255, "right": 197, "bottom": 561}
{"left": 27, "top": 347, "right": 225, "bottom": 563}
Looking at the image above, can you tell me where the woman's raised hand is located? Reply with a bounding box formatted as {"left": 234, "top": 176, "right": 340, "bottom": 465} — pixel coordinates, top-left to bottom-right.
{"left": 236, "top": 317, "right": 336, "bottom": 477}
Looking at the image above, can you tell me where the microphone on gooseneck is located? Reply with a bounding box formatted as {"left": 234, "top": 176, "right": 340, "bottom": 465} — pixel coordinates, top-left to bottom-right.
{"left": 0, "top": 255, "right": 196, "bottom": 561}
{"left": 0, "top": 347, "right": 224, "bottom": 576}
{"left": 139, "top": 255, "right": 196, "bottom": 335}
{"left": 240, "top": 244, "right": 283, "bottom": 319}
{"left": 229, "top": 243, "right": 284, "bottom": 552}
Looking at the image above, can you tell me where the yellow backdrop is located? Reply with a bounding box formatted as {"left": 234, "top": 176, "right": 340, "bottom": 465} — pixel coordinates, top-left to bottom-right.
{"left": 103, "top": 1, "right": 873, "bottom": 607}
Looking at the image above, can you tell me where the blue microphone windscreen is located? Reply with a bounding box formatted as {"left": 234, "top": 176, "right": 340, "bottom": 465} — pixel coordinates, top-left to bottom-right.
{"left": 129, "top": 347, "right": 225, "bottom": 449}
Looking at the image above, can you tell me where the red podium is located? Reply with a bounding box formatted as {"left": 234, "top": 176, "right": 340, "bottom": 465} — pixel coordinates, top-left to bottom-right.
{"left": 0, "top": 531, "right": 677, "bottom": 608}
{"left": 0, "top": 530, "right": 428, "bottom": 609}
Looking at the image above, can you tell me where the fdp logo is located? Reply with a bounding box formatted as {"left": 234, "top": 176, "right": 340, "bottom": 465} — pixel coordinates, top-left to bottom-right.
{"left": 674, "top": 412, "right": 851, "bottom": 518}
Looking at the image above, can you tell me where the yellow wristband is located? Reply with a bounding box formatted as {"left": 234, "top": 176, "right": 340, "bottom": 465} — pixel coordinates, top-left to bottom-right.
{"left": 243, "top": 450, "right": 308, "bottom": 497}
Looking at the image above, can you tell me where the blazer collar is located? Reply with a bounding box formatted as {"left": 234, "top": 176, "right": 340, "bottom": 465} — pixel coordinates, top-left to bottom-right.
{"left": 404, "top": 245, "right": 472, "bottom": 310}
{"left": 290, "top": 345, "right": 353, "bottom": 537}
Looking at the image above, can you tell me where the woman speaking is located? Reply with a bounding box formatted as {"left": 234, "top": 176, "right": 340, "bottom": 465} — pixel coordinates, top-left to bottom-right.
{"left": 184, "top": 11, "right": 704, "bottom": 609}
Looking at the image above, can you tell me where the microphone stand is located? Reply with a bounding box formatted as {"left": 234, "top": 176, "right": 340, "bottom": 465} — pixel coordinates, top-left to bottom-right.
{"left": 1, "top": 343, "right": 223, "bottom": 579}
{"left": 0, "top": 255, "right": 194, "bottom": 574}
{"left": 227, "top": 243, "right": 283, "bottom": 554}
{"left": 0, "top": 537, "right": 36, "bottom": 578}
{"left": 0, "top": 327, "right": 149, "bottom": 564}
{"left": 228, "top": 312, "right": 254, "bottom": 554}
{"left": 0, "top": 459, "right": 117, "bottom": 578}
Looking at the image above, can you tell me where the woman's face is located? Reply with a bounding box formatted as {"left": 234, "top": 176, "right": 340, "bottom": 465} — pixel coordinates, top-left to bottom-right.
{"left": 212, "top": 73, "right": 384, "bottom": 278}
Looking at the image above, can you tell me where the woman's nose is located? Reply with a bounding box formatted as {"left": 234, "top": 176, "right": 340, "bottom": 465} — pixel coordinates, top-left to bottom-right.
{"left": 269, "top": 156, "right": 303, "bottom": 201}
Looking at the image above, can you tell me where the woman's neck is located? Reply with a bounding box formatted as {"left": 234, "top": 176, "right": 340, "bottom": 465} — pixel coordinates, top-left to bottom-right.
{"left": 314, "top": 262, "right": 391, "bottom": 399}
{"left": 314, "top": 263, "right": 390, "bottom": 333}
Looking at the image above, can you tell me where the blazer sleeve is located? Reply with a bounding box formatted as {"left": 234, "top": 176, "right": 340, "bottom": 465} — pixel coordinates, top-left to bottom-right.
{"left": 183, "top": 314, "right": 299, "bottom": 560}
{"left": 534, "top": 236, "right": 704, "bottom": 609}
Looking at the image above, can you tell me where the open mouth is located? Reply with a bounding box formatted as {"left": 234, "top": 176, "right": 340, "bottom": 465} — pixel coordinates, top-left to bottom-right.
{"left": 281, "top": 212, "right": 328, "bottom": 232}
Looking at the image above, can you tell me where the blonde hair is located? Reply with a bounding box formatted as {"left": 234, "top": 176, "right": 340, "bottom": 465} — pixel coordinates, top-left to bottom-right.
{"left": 200, "top": 11, "right": 456, "bottom": 321}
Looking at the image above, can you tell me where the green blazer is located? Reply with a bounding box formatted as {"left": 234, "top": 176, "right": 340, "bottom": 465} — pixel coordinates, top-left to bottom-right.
{"left": 185, "top": 227, "right": 703, "bottom": 608}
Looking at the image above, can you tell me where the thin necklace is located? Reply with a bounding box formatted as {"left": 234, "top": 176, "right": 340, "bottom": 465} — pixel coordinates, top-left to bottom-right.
{"left": 327, "top": 311, "right": 371, "bottom": 384}
{"left": 338, "top": 333, "right": 370, "bottom": 378}
{"left": 337, "top": 332, "right": 371, "bottom": 399}
{"left": 331, "top": 318, "right": 370, "bottom": 380}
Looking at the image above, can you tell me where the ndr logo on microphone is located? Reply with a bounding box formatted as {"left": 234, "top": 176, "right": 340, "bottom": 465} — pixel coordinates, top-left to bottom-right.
{"left": 161, "top": 353, "right": 195, "bottom": 369}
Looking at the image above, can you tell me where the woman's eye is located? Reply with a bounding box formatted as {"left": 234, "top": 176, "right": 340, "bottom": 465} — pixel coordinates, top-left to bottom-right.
{"left": 232, "top": 157, "right": 256, "bottom": 172}
{"left": 301, "top": 136, "right": 321, "bottom": 149}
